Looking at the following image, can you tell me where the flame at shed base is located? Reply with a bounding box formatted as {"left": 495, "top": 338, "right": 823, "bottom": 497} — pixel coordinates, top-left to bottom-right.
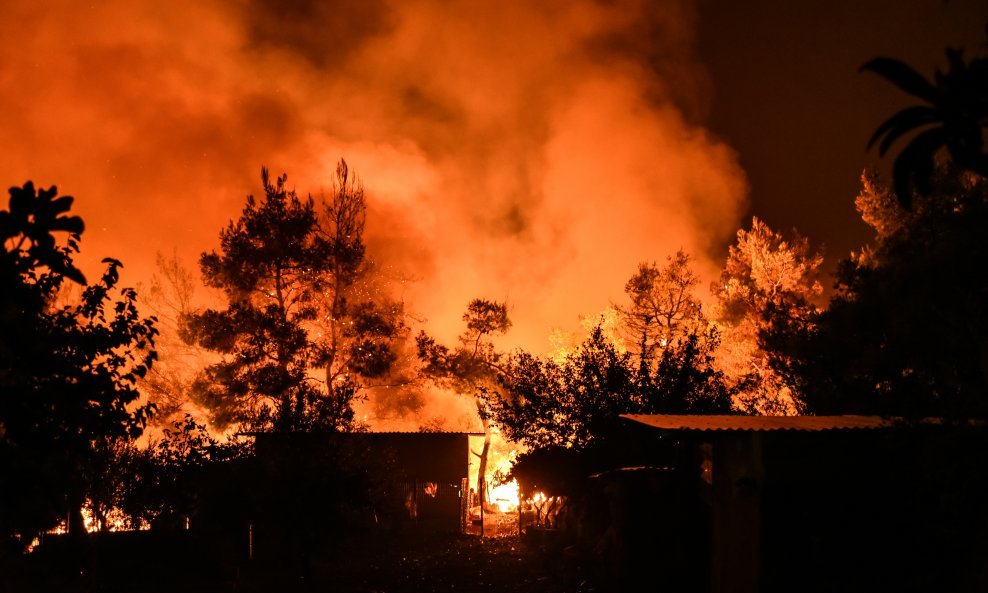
{"left": 490, "top": 479, "right": 520, "bottom": 513}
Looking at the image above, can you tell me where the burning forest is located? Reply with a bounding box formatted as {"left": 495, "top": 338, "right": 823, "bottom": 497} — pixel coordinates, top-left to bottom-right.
{"left": 3, "top": 0, "right": 988, "bottom": 592}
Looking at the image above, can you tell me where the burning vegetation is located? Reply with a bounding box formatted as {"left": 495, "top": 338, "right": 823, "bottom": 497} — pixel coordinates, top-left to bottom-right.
{"left": 5, "top": 149, "right": 988, "bottom": 590}
{"left": 2, "top": 2, "right": 988, "bottom": 591}
{"left": 5, "top": 157, "right": 988, "bottom": 536}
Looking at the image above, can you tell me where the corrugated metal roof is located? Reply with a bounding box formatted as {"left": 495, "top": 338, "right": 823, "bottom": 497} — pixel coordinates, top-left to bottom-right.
{"left": 589, "top": 466, "right": 674, "bottom": 479}
{"left": 620, "top": 414, "right": 893, "bottom": 432}
{"left": 354, "top": 431, "right": 486, "bottom": 436}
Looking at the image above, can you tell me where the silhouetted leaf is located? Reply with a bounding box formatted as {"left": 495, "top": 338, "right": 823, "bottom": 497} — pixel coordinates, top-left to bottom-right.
{"left": 867, "top": 106, "right": 939, "bottom": 153}
{"left": 50, "top": 214, "right": 84, "bottom": 234}
{"left": 63, "top": 265, "right": 87, "bottom": 285}
{"left": 0, "top": 210, "right": 13, "bottom": 238}
{"left": 862, "top": 57, "right": 939, "bottom": 103}
{"left": 0, "top": 181, "right": 158, "bottom": 543}
{"left": 893, "top": 127, "right": 949, "bottom": 204}
{"left": 48, "top": 195, "right": 74, "bottom": 215}
{"left": 8, "top": 182, "right": 35, "bottom": 216}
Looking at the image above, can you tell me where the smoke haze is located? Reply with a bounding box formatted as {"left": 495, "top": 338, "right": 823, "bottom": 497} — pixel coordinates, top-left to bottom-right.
{"left": 0, "top": 0, "right": 748, "bottom": 351}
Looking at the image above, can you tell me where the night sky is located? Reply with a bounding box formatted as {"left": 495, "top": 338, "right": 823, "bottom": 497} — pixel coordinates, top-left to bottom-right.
{"left": 698, "top": 0, "right": 986, "bottom": 264}
{"left": 1, "top": 0, "right": 986, "bottom": 349}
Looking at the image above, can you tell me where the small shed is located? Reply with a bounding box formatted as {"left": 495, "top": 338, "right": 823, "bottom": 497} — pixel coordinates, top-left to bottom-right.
{"left": 620, "top": 414, "right": 897, "bottom": 593}
{"left": 250, "top": 431, "right": 479, "bottom": 533}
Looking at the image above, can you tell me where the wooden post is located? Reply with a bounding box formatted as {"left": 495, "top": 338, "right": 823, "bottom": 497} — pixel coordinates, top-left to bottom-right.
{"left": 711, "top": 432, "right": 764, "bottom": 593}
{"left": 460, "top": 478, "right": 469, "bottom": 533}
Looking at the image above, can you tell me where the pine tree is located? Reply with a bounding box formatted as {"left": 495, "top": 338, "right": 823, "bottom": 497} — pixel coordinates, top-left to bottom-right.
{"left": 183, "top": 168, "right": 333, "bottom": 431}
{"left": 184, "top": 162, "right": 406, "bottom": 432}
{"left": 713, "top": 217, "right": 823, "bottom": 414}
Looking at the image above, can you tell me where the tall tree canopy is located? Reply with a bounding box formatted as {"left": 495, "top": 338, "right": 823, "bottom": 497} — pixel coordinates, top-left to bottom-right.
{"left": 616, "top": 250, "right": 706, "bottom": 368}
{"left": 489, "top": 323, "right": 732, "bottom": 452}
{"left": 311, "top": 161, "right": 406, "bottom": 400}
{"left": 184, "top": 161, "right": 405, "bottom": 432}
{"left": 0, "top": 182, "right": 157, "bottom": 545}
{"left": 766, "top": 168, "right": 988, "bottom": 418}
{"left": 487, "top": 251, "right": 731, "bottom": 454}
{"left": 183, "top": 168, "right": 329, "bottom": 431}
{"left": 712, "top": 217, "right": 823, "bottom": 414}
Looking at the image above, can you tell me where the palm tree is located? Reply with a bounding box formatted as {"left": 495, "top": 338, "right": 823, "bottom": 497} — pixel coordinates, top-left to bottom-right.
{"left": 863, "top": 48, "right": 988, "bottom": 205}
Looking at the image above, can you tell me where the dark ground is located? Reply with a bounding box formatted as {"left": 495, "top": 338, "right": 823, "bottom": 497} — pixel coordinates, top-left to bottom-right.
{"left": 299, "top": 532, "right": 589, "bottom": 593}
{"left": 9, "top": 528, "right": 594, "bottom": 593}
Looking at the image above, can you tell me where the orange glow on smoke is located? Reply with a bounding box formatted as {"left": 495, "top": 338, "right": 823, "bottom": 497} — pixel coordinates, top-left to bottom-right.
{"left": 0, "top": 0, "right": 747, "bottom": 358}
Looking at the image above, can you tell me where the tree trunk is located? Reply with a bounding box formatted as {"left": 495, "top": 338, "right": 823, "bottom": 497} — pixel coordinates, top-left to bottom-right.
{"left": 68, "top": 496, "right": 87, "bottom": 538}
{"left": 476, "top": 413, "right": 492, "bottom": 511}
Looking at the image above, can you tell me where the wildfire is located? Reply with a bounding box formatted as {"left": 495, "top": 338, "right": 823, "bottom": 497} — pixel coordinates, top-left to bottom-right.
{"left": 82, "top": 506, "right": 132, "bottom": 533}
{"left": 489, "top": 479, "right": 520, "bottom": 513}
{"left": 42, "top": 503, "right": 148, "bottom": 539}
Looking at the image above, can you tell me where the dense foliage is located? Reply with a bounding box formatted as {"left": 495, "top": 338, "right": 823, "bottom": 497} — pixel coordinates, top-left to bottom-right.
{"left": 184, "top": 162, "right": 405, "bottom": 432}
{"left": 713, "top": 217, "right": 824, "bottom": 414}
{"left": 0, "top": 182, "right": 157, "bottom": 547}
{"left": 488, "top": 324, "right": 732, "bottom": 451}
{"left": 115, "top": 415, "right": 248, "bottom": 530}
{"left": 616, "top": 250, "right": 706, "bottom": 364}
{"left": 766, "top": 168, "right": 988, "bottom": 418}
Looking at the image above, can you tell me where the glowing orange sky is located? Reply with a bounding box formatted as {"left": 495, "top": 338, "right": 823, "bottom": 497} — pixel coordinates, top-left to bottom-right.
{"left": 0, "top": 0, "right": 749, "bottom": 350}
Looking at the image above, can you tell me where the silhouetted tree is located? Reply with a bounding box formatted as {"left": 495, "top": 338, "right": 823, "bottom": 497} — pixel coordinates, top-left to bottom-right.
{"left": 184, "top": 162, "right": 405, "bottom": 432}
{"left": 487, "top": 325, "right": 634, "bottom": 450}
{"left": 84, "top": 437, "right": 146, "bottom": 532}
{"left": 488, "top": 323, "right": 732, "bottom": 452}
{"left": 765, "top": 167, "right": 988, "bottom": 418}
{"left": 643, "top": 326, "right": 733, "bottom": 415}
{"left": 116, "top": 415, "right": 247, "bottom": 530}
{"left": 311, "top": 161, "right": 407, "bottom": 403}
{"left": 183, "top": 168, "right": 330, "bottom": 432}
{"left": 863, "top": 48, "right": 988, "bottom": 204}
{"left": 416, "top": 298, "right": 510, "bottom": 508}
{"left": 0, "top": 182, "right": 157, "bottom": 547}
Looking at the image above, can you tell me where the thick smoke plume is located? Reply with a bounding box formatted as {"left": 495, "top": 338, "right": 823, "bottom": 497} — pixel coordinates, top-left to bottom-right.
{"left": 0, "top": 0, "right": 747, "bottom": 353}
